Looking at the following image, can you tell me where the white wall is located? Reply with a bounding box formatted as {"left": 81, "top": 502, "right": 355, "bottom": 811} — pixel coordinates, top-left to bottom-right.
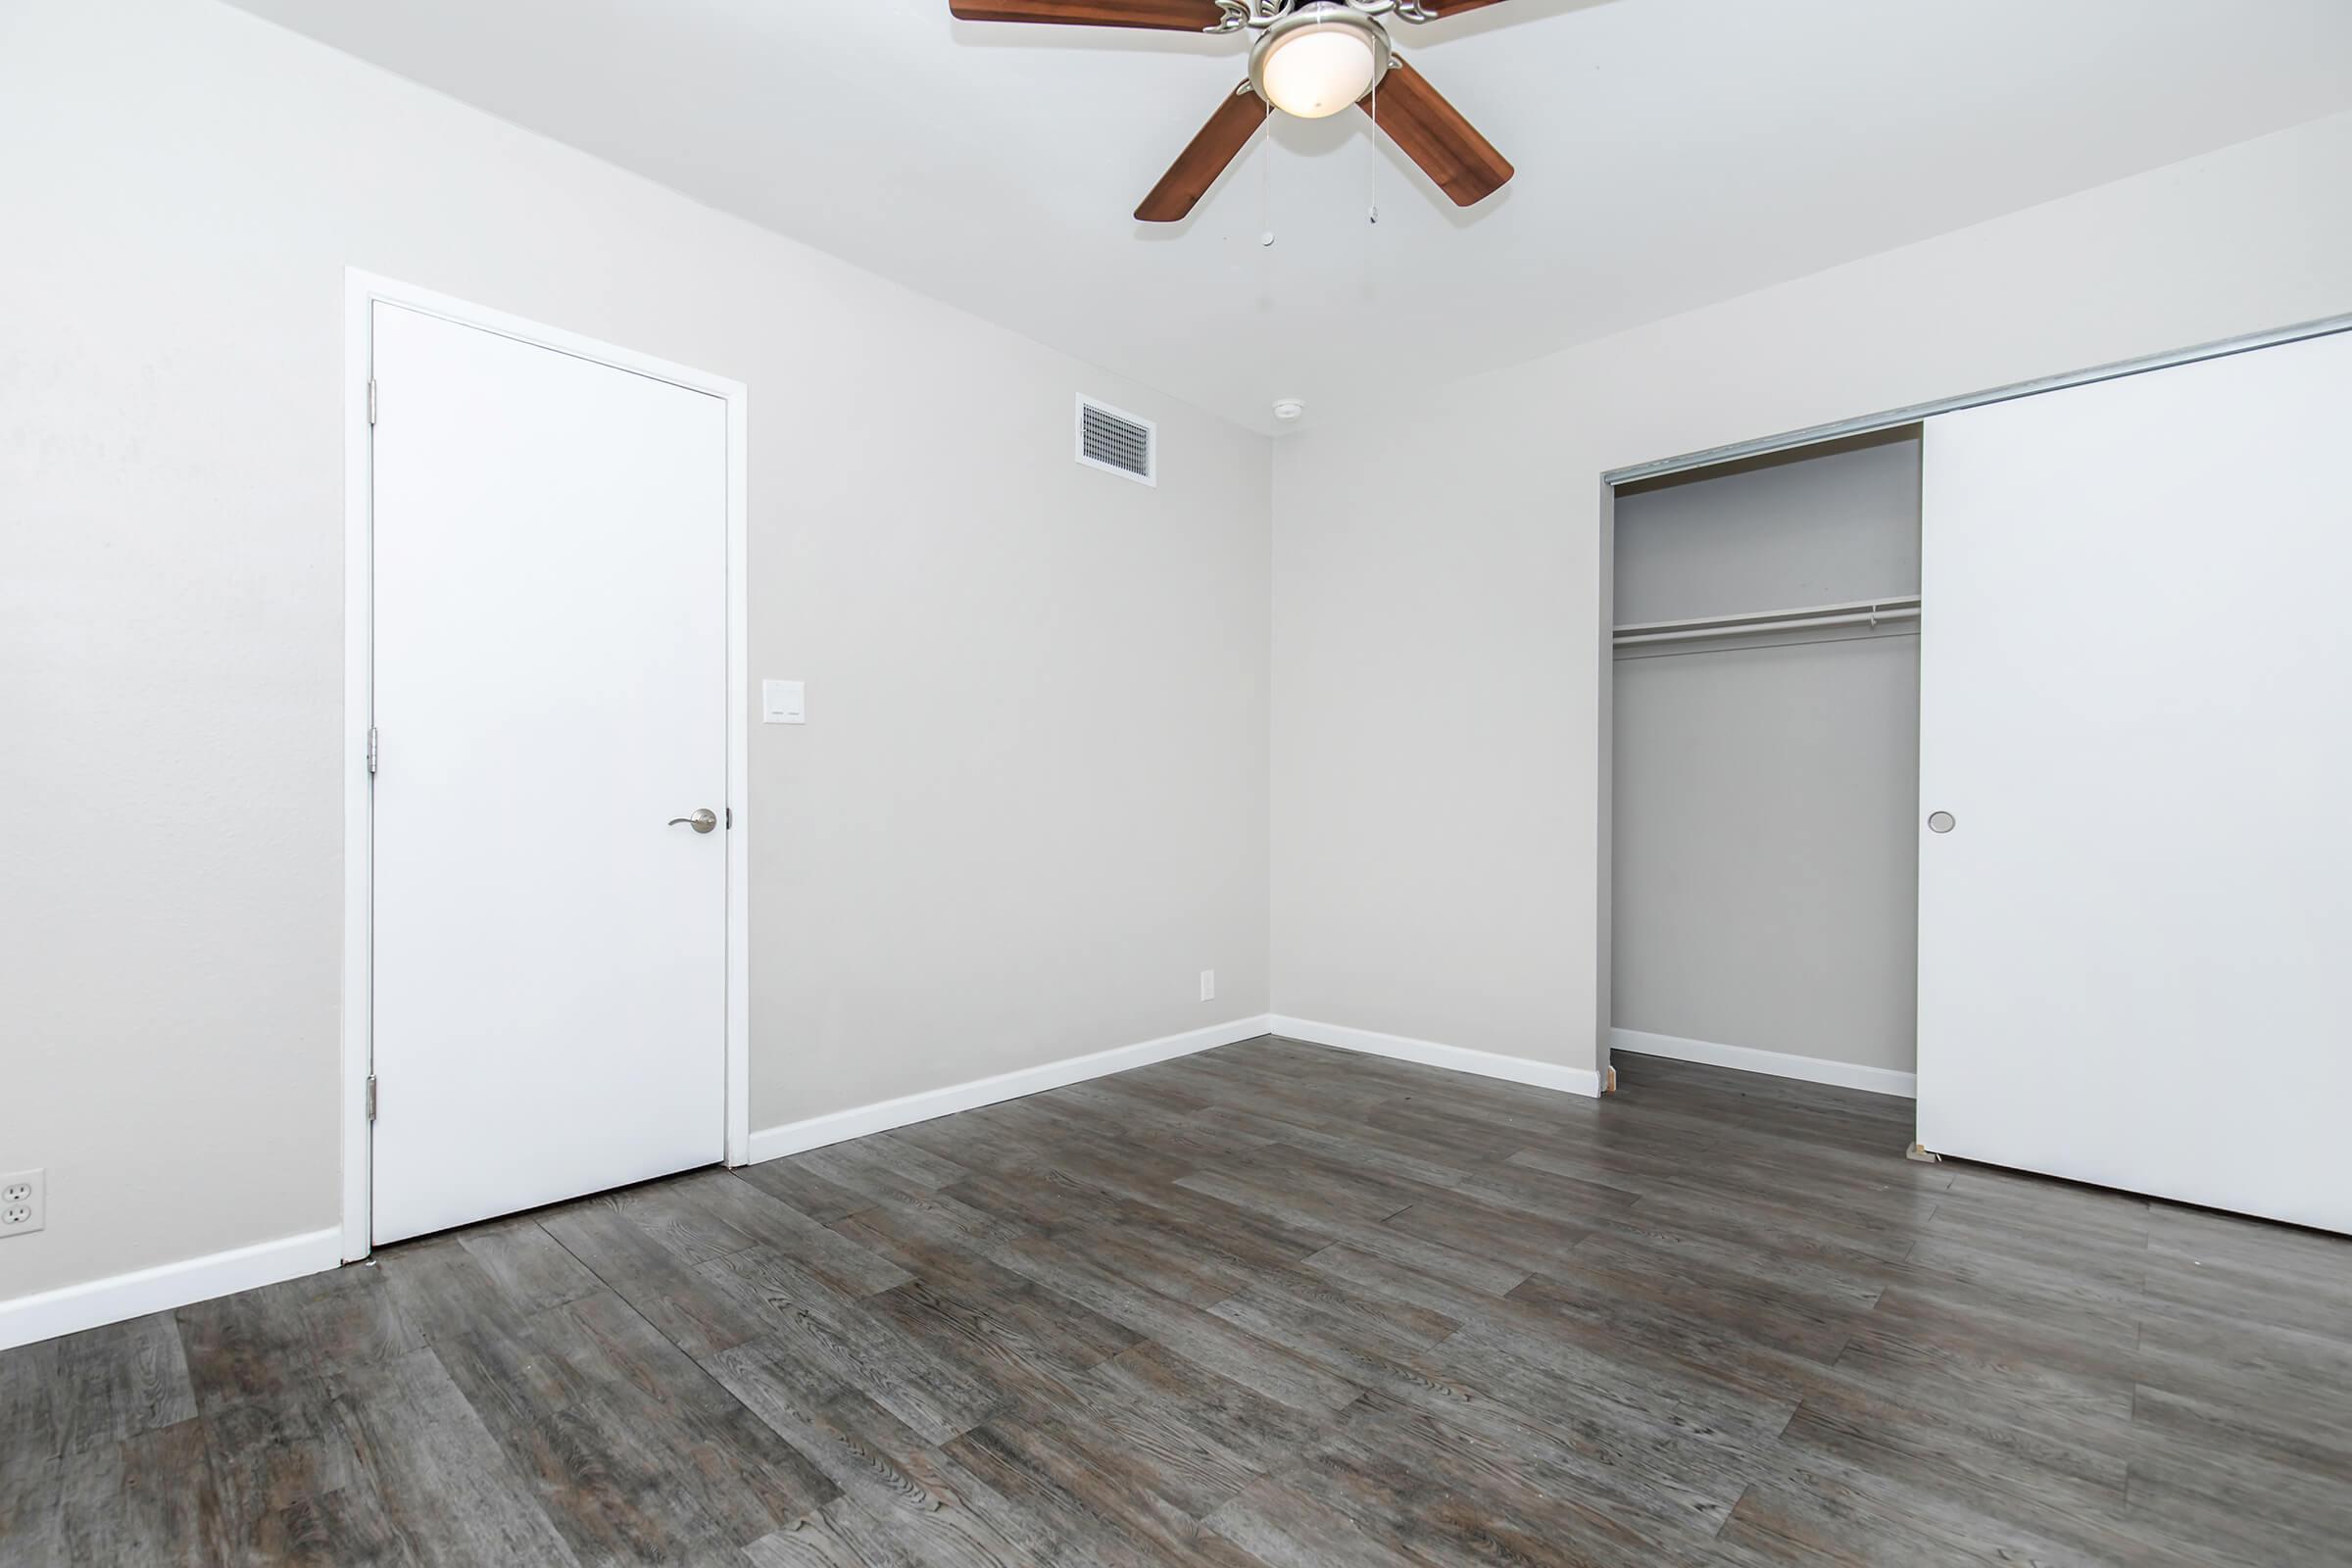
{"left": 0, "top": 0, "right": 1271, "bottom": 1305}
{"left": 1271, "top": 109, "right": 2352, "bottom": 1078}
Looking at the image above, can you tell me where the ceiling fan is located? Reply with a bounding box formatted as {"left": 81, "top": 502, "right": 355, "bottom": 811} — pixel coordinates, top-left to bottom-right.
{"left": 949, "top": 0, "right": 1517, "bottom": 222}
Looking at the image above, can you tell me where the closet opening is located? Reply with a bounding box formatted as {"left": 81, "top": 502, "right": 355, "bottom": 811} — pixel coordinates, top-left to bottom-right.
{"left": 1604, "top": 425, "right": 1926, "bottom": 1102}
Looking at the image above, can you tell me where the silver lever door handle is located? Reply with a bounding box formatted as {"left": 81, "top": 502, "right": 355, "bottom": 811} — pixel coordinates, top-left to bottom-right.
{"left": 668, "top": 808, "right": 719, "bottom": 834}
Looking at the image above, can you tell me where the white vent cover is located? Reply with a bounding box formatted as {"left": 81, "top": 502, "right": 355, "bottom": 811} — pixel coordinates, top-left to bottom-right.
{"left": 1076, "top": 396, "right": 1155, "bottom": 486}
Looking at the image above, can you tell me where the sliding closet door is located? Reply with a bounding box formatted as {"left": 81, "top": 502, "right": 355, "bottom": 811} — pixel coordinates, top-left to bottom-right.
{"left": 1917, "top": 329, "right": 2352, "bottom": 1234}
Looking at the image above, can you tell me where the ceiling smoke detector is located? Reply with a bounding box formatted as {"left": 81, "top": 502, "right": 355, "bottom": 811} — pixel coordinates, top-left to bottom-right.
{"left": 1272, "top": 398, "right": 1307, "bottom": 422}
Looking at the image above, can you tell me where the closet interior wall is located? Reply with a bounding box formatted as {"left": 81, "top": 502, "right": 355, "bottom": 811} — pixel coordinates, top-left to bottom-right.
{"left": 1610, "top": 428, "right": 1925, "bottom": 1084}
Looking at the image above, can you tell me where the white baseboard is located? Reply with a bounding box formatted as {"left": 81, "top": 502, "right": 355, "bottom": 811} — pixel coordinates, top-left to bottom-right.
{"left": 745, "top": 1013, "right": 1275, "bottom": 1164}
{"left": 0, "top": 1227, "right": 343, "bottom": 1352}
{"left": 1267, "top": 1015, "right": 1605, "bottom": 1099}
{"left": 1609, "top": 1027, "right": 1917, "bottom": 1099}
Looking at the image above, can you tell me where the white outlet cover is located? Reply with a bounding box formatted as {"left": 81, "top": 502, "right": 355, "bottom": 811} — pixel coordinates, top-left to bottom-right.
{"left": 1200, "top": 969, "right": 1216, "bottom": 1002}
{"left": 0, "top": 1168, "right": 42, "bottom": 1237}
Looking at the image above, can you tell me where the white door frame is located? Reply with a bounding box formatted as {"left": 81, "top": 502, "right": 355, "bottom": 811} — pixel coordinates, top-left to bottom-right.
{"left": 340, "top": 270, "right": 751, "bottom": 1261}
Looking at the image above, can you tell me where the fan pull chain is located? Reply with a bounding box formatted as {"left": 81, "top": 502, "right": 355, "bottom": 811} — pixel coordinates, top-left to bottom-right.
{"left": 1259, "top": 93, "right": 1275, "bottom": 415}
{"left": 1368, "top": 71, "right": 1379, "bottom": 225}
{"left": 1258, "top": 96, "right": 1275, "bottom": 248}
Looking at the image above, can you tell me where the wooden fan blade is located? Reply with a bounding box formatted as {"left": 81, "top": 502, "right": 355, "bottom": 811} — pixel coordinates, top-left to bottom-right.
{"left": 1407, "top": 0, "right": 1515, "bottom": 14}
{"left": 949, "top": 0, "right": 1227, "bottom": 28}
{"left": 1358, "top": 59, "right": 1513, "bottom": 207}
{"left": 1136, "top": 87, "right": 1264, "bottom": 222}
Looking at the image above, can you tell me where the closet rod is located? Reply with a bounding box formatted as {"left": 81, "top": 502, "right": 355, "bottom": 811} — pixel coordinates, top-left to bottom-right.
{"left": 1613, "top": 595, "right": 1921, "bottom": 648}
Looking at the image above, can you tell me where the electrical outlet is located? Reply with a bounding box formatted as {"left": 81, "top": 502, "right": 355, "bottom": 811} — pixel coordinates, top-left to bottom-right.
{"left": 0, "top": 1169, "right": 42, "bottom": 1237}
{"left": 1200, "top": 969, "right": 1216, "bottom": 1003}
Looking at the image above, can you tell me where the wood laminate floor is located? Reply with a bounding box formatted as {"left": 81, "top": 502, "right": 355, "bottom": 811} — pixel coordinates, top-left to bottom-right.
{"left": 6, "top": 1039, "right": 2350, "bottom": 1565}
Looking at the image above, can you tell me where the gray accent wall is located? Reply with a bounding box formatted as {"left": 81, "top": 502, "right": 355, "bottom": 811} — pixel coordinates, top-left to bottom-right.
{"left": 1614, "top": 431, "right": 1922, "bottom": 621}
{"left": 1610, "top": 432, "right": 1923, "bottom": 1074}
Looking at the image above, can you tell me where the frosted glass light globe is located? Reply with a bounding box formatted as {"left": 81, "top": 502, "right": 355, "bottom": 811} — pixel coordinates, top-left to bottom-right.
{"left": 1257, "top": 24, "right": 1379, "bottom": 119}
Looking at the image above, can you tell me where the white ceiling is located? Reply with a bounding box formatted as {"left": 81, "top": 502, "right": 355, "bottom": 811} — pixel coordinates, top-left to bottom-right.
{"left": 228, "top": 0, "right": 2352, "bottom": 431}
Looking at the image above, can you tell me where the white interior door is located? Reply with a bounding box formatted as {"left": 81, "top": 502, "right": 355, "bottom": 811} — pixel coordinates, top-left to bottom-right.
{"left": 369, "top": 303, "right": 728, "bottom": 1246}
{"left": 1917, "top": 329, "right": 2352, "bottom": 1234}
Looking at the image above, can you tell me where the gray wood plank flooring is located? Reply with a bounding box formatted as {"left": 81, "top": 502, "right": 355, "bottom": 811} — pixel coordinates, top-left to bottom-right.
{"left": 6, "top": 1038, "right": 2349, "bottom": 1565}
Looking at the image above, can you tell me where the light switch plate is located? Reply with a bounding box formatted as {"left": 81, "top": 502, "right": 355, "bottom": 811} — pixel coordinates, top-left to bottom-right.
{"left": 761, "top": 679, "right": 805, "bottom": 724}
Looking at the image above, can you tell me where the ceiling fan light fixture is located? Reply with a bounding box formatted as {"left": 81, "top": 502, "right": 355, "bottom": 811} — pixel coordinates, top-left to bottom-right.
{"left": 1250, "top": 6, "right": 1390, "bottom": 121}
{"left": 957, "top": 0, "right": 1513, "bottom": 223}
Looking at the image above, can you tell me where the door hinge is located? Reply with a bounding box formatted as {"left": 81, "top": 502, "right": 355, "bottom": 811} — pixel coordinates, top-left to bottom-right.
{"left": 367, "top": 378, "right": 378, "bottom": 425}
{"left": 365, "top": 1075, "right": 377, "bottom": 1122}
{"left": 366, "top": 727, "right": 379, "bottom": 774}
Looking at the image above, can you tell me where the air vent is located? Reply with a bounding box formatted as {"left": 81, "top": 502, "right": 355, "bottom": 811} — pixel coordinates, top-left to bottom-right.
{"left": 1076, "top": 396, "right": 1155, "bottom": 486}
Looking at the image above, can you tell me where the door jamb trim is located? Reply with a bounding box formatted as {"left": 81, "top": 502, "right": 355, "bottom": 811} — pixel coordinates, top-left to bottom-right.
{"left": 340, "top": 269, "right": 753, "bottom": 1262}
